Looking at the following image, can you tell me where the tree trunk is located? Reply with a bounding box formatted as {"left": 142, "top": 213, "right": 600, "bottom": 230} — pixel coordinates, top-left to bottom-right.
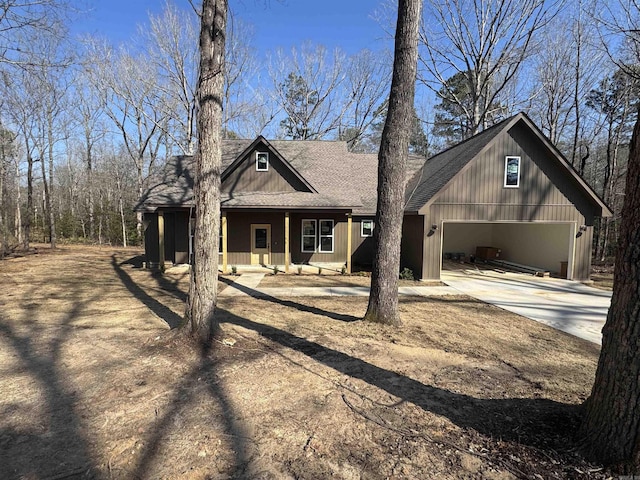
{"left": 364, "top": 0, "right": 421, "bottom": 326}
{"left": 24, "top": 145, "right": 32, "bottom": 250}
{"left": 184, "top": 0, "right": 227, "bottom": 343}
{"left": 47, "top": 115, "right": 56, "bottom": 249}
{"left": 15, "top": 159, "right": 22, "bottom": 246}
{"left": 579, "top": 107, "right": 640, "bottom": 472}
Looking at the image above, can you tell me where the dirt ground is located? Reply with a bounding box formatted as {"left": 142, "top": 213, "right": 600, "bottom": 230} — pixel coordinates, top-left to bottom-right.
{"left": 0, "top": 245, "right": 610, "bottom": 479}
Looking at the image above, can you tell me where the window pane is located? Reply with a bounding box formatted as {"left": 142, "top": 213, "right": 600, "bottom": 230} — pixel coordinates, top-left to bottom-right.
{"left": 257, "top": 152, "right": 268, "bottom": 170}
{"left": 320, "top": 220, "right": 333, "bottom": 235}
{"left": 255, "top": 228, "right": 267, "bottom": 248}
{"left": 303, "top": 236, "right": 315, "bottom": 251}
{"left": 320, "top": 236, "right": 333, "bottom": 252}
{"left": 505, "top": 157, "right": 519, "bottom": 186}
{"left": 362, "top": 220, "right": 373, "bottom": 236}
{"left": 302, "top": 221, "right": 316, "bottom": 236}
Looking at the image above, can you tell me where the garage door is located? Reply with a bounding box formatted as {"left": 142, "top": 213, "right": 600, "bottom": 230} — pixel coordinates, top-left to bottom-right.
{"left": 441, "top": 222, "right": 575, "bottom": 277}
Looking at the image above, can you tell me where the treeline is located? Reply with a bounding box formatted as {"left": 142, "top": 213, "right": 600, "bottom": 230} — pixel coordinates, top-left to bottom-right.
{"left": 0, "top": 0, "right": 637, "bottom": 260}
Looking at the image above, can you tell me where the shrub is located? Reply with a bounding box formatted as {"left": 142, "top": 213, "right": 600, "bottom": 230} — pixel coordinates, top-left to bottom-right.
{"left": 297, "top": 265, "right": 303, "bottom": 275}
{"left": 273, "top": 265, "right": 279, "bottom": 275}
{"left": 318, "top": 266, "right": 323, "bottom": 275}
{"left": 399, "top": 267, "right": 414, "bottom": 281}
{"left": 341, "top": 266, "right": 347, "bottom": 275}
{"left": 231, "top": 265, "right": 237, "bottom": 275}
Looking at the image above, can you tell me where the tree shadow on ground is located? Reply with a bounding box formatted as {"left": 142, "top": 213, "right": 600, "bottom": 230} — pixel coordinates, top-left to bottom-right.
{"left": 0, "top": 287, "right": 97, "bottom": 479}
{"left": 218, "top": 276, "right": 360, "bottom": 322}
{"left": 111, "top": 255, "right": 183, "bottom": 329}
{"left": 132, "top": 339, "right": 252, "bottom": 478}
{"left": 217, "top": 307, "right": 582, "bottom": 455}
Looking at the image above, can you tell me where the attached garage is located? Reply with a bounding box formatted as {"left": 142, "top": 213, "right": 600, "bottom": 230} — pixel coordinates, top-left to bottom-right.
{"left": 441, "top": 222, "right": 575, "bottom": 277}
{"left": 401, "top": 113, "right": 612, "bottom": 282}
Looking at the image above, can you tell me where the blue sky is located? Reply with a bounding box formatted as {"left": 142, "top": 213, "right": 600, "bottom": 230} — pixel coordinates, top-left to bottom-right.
{"left": 73, "top": 0, "right": 391, "bottom": 54}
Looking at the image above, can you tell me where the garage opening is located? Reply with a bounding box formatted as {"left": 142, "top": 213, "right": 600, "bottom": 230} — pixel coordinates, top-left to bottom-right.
{"left": 441, "top": 222, "right": 574, "bottom": 278}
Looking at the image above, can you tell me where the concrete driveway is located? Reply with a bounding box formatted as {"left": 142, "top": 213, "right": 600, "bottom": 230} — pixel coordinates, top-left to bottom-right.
{"left": 442, "top": 269, "right": 612, "bottom": 345}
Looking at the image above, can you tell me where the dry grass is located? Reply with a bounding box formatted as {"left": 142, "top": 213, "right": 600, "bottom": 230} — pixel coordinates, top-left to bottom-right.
{"left": 0, "top": 245, "right": 607, "bottom": 479}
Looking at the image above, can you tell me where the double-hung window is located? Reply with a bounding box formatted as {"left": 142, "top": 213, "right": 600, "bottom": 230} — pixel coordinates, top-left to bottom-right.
{"left": 319, "top": 220, "right": 334, "bottom": 253}
{"left": 301, "top": 219, "right": 334, "bottom": 253}
{"left": 302, "top": 219, "right": 316, "bottom": 252}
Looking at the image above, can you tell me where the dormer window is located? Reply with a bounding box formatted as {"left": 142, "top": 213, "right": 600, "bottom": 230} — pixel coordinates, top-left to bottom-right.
{"left": 256, "top": 152, "right": 269, "bottom": 171}
{"left": 504, "top": 156, "right": 520, "bottom": 188}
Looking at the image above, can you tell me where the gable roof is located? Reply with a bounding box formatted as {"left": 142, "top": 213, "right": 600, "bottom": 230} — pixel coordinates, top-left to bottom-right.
{"left": 136, "top": 139, "right": 427, "bottom": 214}
{"left": 404, "top": 112, "right": 612, "bottom": 217}
{"left": 222, "top": 136, "right": 317, "bottom": 193}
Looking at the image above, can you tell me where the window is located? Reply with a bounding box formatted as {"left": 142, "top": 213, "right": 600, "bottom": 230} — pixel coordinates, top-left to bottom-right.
{"left": 256, "top": 151, "right": 269, "bottom": 171}
{"left": 319, "top": 220, "right": 334, "bottom": 253}
{"left": 301, "top": 219, "right": 316, "bottom": 252}
{"left": 504, "top": 156, "right": 521, "bottom": 188}
{"left": 361, "top": 219, "right": 374, "bottom": 237}
{"left": 219, "top": 225, "right": 223, "bottom": 253}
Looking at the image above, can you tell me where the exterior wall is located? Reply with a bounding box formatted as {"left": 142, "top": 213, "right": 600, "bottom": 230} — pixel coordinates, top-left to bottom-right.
{"left": 222, "top": 145, "right": 310, "bottom": 194}
{"left": 143, "top": 209, "right": 191, "bottom": 266}
{"left": 401, "top": 214, "right": 425, "bottom": 279}
{"left": 352, "top": 215, "right": 375, "bottom": 267}
{"left": 290, "top": 211, "right": 350, "bottom": 264}
{"left": 416, "top": 124, "right": 599, "bottom": 281}
{"left": 216, "top": 210, "right": 356, "bottom": 267}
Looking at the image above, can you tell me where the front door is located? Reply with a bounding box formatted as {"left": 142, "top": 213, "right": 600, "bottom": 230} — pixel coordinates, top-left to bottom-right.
{"left": 251, "top": 224, "right": 271, "bottom": 265}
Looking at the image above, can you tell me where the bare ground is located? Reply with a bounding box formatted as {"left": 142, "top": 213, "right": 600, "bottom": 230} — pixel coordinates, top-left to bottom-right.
{"left": 0, "top": 245, "right": 609, "bottom": 479}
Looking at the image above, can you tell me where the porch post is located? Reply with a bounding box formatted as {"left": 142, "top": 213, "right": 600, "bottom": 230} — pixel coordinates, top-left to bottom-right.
{"left": 158, "top": 210, "right": 165, "bottom": 270}
{"left": 346, "top": 213, "right": 352, "bottom": 274}
{"left": 221, "top": 211, "right": 228, "bottom": 274}
{"left": 284, "top": 211, "right": 290, "bottom": 273}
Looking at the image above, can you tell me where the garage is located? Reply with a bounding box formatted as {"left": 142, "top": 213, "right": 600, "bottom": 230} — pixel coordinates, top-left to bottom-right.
{"left": 401, "top": 113, "right": 611, "bottom": 282}
{"left": 441, "top": 222, "right": 575, "bottom": 278}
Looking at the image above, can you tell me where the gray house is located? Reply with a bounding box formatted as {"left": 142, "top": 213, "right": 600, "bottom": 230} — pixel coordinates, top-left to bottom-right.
{"left": 137, "top": 112, "right": 611, "bottom": 281}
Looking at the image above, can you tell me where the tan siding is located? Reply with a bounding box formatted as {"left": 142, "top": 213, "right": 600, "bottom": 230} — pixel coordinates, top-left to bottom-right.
{"left": 222, "top": 147, "right": 310, "bottom": 194}
{"left": 352, "top": 216, "right": 375, "bottom": 266}
{"left": 432, "top": 134, "right": 574, "bottom": 208}
{"left": 290, "top": 212, "right": 350, "bottom": 264}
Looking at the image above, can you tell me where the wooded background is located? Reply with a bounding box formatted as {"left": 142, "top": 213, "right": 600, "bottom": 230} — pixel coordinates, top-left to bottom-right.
{"left": 0, "top": 0, "right": 636, "bottom": 260}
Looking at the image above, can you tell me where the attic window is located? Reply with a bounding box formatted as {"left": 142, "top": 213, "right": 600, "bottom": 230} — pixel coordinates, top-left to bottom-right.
{"left": 504, "top": 156, "right": 521, "bottom": 188}
{"left": 256, "top": 152, "right": 269, "bottom": 171}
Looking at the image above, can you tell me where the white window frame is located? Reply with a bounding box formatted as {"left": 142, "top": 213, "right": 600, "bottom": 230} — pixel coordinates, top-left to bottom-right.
{"left": 361, "top": 219, "right": 374, "bottom": 237}
{"left": 319, "top": 219, "right": 334, "bottom": 253}
{"left": 256, "top": 151, "right": 269, "bottom": 171}
{"left": 504, "top": 156, "right": 521, "bottom": 188}
{"left": 301, "top": 219, "right": 316, "bottom": 253}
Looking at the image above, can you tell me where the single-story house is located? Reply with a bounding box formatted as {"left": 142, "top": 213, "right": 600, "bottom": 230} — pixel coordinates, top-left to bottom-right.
{"left": 136, "top": 112, "right": 611, "bottom": 281}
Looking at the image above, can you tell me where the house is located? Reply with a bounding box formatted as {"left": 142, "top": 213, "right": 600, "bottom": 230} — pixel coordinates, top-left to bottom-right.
{"left": 136, "top": 112, "right": 611, "bottom": 281}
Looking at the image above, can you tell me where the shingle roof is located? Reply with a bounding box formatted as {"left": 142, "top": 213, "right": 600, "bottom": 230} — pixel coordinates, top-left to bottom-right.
{"left": 404, "top": 115, "right": 516, "bottom": 212}
{"left": 136, "top": 139, "right": 427, "bottom": 214}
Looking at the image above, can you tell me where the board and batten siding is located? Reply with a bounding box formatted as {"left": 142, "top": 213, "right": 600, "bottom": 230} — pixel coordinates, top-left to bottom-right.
{"left": 222, "top": 147, "right": 310, "bottom": 194}
{"left": 417, "top": 124, "right": 600, "bottom": 281}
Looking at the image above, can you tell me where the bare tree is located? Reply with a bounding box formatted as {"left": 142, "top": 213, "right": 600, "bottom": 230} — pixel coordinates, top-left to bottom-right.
{"left": 85, "top": 39, "right": 167, "bottom": 238}
{"left": 419, "top": 0, "right": 560, "bottom": 136}
{"left": 364, "top": 0, "right": 422, "bottom": 326}
{"left": 145, "top": 0, "right": 199, "bottom": 155}
{"left": 339, "top": 49, "right": 391, "bottom": 151}
{"left": 0, "top": 0, "right": 68, "bottom": 65}
{"left": 184, "top": 0, "right": 227, "bottom": 342}
{"left": 269, "top": 44, "right": 349, "bottom": 139}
